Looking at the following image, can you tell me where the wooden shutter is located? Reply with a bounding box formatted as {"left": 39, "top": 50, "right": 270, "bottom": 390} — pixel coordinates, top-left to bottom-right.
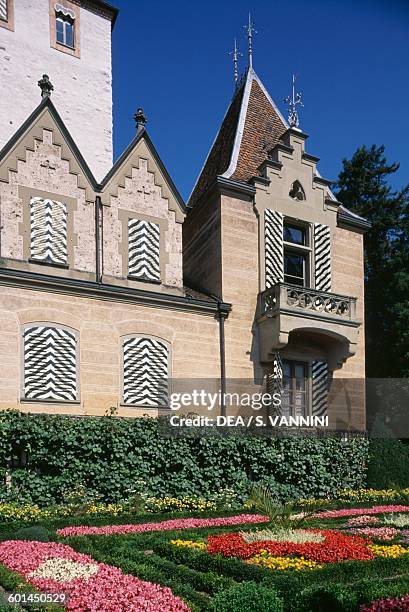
{"left": 128, "top": 219, "right": 160, "bottom": 281}
{"left": 30, "top": 197, "right": 68, "bottom": 265}
{"left": 0, "top": 0, "right": 7, "bottom": 21}
{"left": 23, "top": 326, "right": 77, "bottom": 401}
{"left": 123, "top": 336, "right": 169, "bottom": 406}
{"left": 312, "top": 360, "right": 328, "bottom": 417}
{"left": 314, "top": 224, "right": 331, "bottom": 291}
{"left": 265, "top": 210, "right": 284, "bottom": 288}
{"left": 266, "top": 353, "right": 283, "bottom": 415}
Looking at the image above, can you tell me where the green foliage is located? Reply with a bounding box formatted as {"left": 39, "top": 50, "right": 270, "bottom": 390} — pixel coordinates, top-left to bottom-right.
{"left": 247, "top": 485, "right": 331, "bottom": 529}
{"left": 211, "top": 581, "right": 283, "bottom": 611}
{"left": 366, "top": 438, "right": 409, "bottom": 489}
{"left": 336, "top": 144, "right": 409, "bottom": 378}
{"left": 13, "top": 525, "right": 51, "bottom": 542}
{"left": 294, "top": 583, "right": 357, "bottom": 612}
{"left": 0, "top": 411, "right": 368, "bottom": 506}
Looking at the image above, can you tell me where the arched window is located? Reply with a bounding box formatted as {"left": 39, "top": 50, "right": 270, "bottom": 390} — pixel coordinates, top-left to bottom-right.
{"left": 122, "top": 336, "right": 169, "bottom": 407}
{"left": 289, "top": 180, "right": 306, "bottom": 201}
{"left": 22, "top": 324, "right": 79, "bottom": 402}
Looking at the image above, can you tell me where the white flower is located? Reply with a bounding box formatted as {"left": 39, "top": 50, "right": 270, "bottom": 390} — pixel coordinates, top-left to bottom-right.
{"left": 30, "top": 558, "right": 99, "bottom": 582}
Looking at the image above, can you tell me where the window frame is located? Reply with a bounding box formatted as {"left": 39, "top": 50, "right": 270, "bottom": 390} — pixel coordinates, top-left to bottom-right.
{"left": 283, "top": 218, "right": 312, "bottom": 288}
{"left": 120, "top": 334, "right": 171, "bottom": 409}
{"left": 0, "top": 0, "right": 14, "bottom": 31}
{"left": 20, "top": 322, "right": 80, "bottom": 405}
{"left": 49, "top": 0, "right": 80, "bottom": 58}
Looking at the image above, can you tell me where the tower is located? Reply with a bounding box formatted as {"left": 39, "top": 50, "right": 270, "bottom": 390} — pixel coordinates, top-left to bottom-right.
{"left": 0, "top": 0, "right": 117, "bottom": 180}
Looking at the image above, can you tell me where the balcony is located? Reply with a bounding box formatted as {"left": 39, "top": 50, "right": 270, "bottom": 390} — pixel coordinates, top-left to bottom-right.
{"left": 257, "top": 283, "right": 361, "bottom": 368}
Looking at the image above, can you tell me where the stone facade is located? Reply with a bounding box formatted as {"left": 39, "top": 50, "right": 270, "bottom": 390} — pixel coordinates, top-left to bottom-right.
{"left": 0, "top": 0, "right": 115, "bottom": 181}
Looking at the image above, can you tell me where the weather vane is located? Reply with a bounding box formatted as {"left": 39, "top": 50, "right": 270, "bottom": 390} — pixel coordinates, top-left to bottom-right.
{"left": 285, "top": 74, "right": 303, "bottom": 128}
{"left": 243, "top": 13, "right": 257, "bottom": 69}
{"left": 229, "top": 38, "right": 243, "bottom": 83}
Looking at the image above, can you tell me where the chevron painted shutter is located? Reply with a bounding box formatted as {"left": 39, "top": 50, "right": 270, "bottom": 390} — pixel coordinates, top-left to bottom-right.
{"left": 312, "top": 360, "right": 328, "bottom": 417}
{"left": 23, "top": 326, "right": 78, "bottom": 401}
{"left": 30, "top": 197, "right": 68, "bottom": 265}
{"left": 314, "top": 224, "right": 331, "bottom": 291}
{"left": 265, "top": 210, "right": 284, "bottom": 288}
{"left": 266, "top": 353, "right": 283, "bottom": 415}
{"left": 0, "top": 0, "right": 7, "bottom": 21}
{"left": 123, "top": 336, "right": 169, "bottom": 407}
{"left": 128, "top": 219, "right": 160, "bottom": 281}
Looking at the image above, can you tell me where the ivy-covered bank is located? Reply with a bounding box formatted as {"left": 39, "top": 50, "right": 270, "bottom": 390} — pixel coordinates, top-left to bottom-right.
{"left": 0, "top": 411, "right": 369, "bottom": 506}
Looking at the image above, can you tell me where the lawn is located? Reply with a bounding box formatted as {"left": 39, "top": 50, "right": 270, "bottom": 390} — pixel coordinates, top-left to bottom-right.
{"left": 0, "top": 494, "right": 408, "bottom": 611}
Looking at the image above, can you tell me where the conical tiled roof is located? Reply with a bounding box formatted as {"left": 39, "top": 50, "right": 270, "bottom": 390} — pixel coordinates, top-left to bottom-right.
{"left": 189, "top": 68, "right": 289, "bottom": 207}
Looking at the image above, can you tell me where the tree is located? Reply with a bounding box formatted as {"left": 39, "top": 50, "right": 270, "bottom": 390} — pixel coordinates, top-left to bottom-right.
{"left": 336, "top": 145, "right": 409, "bottom": 377}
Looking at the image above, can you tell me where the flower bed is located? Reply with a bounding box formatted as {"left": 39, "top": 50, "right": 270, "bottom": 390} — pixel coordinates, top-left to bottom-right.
{"left": 207, "top": 530, "right": 375, "bottom": 563}
{"left": 346, "top": 528, "right": 399, "bottom": 541}
{"left": 314, "top": 505, "right": 409, "bottom": 519}
{"left": 0, "top": 540, "right": 189, "bottom": 611}
{"left": 57, "top": 513, "right": 268, "bottom": 537}
{"left": 346, "top": 515, "right": 380, "bottom": 526}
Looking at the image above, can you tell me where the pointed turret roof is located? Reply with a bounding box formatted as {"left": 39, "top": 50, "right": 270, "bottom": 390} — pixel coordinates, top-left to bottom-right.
{"left": 189, "top": 68, "right": 289, "bottom": 207}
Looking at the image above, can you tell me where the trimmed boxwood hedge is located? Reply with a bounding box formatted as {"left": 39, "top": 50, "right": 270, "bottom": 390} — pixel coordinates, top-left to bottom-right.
{"left": 0, "top": 411, "right": 368, "bottom": 506}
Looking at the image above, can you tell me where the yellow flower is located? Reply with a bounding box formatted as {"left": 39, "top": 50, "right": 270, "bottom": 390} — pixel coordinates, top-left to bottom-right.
{"left": 246, "top": 553, "right": 322, "bottom": 571}
{"left": 170, "top": 539, "right": 206, "bottom": 550}
{"left": 369, "top": 544, "right": 409, "bottom": 558}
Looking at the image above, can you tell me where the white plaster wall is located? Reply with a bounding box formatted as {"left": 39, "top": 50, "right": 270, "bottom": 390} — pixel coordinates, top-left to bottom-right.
{"left": 0, "top": 0, "right": 113, "bottom": 181}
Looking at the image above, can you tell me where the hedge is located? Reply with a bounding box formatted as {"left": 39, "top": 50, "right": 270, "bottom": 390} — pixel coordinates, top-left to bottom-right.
{"left": 0, "top": 411, "right": 368, "bottom": 506}
{"left": 366, "top": 438, "right": 409, "bottom": 489}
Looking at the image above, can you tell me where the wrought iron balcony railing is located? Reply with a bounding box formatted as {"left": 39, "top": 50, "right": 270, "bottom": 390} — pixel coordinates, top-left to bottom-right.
{"left": 259, "top": 283, "right": 357, "bottom": 322}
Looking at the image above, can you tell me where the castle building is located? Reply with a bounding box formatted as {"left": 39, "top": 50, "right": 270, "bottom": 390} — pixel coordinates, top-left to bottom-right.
{"left": 0, "top": 1, "right": 369, "bottom": 428}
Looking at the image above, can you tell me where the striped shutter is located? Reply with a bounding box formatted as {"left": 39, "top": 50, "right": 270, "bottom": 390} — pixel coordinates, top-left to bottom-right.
{"left": 30, "top": 197, "right": 68, "bottom": 265}
{"left": 314, "top": 224, "right": 331, "bottom": 292}
{"left": 265, "top": 210, "right": 284, "bottom": 288}
{"left": 23, "top": 326, "right": 77, "bottom": 401}
{"left": 128, "top": 219, "right": 160, "bottom": 281}
{"left": 0, "top": 0, "right": 7, "bottom": 21}
{"left": 266, "top": 353, "right": 283, "bottom": 415}
{"left": 123, "top": 336, "right": 169, "bottom": 407}
{"left": 312, "top": 360, "right": 328, "bottom": 417}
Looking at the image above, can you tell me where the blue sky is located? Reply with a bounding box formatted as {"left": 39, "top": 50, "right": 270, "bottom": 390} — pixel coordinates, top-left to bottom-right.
{"left": 111, "top": 0, "right": 408, "bottom": 200}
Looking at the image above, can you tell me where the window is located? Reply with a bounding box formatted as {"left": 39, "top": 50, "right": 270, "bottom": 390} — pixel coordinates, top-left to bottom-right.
{"left": 23, "top": 325, "right": 78, "bottom": 402}
{"left": 30, "top": 197, "right": 68, "bottom": 266}
{"left": 0, "top": 0, "right": 14, "bottom": 31}
{"left": 0, "top": 0, "right": 8, "bottom": 21}
{"left": 56, "top": 11, "right": 74, "bottom": 48}
{"left": 122, "top": 336, "right": 169, "bottom": 407}
{"left": 283, "top": 221, "right": 310, "bottom": 287}
{"left": 282, "top": 360, "right": 308, "bottom": 417}
{"left": 128, "top": 219, "right": 161, "bottom": 282}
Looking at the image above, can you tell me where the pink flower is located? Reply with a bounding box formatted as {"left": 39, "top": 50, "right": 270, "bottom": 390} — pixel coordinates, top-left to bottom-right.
{"left": 346, "top": 527, "right": 398, "bottom": 541}
{"left": 347, "top": 515, "right": 380, "bottom": 526}
{"left": 0, "top": 540, "right": 189, "bottom": 611}
{"left": 314, "top": 506, "right": 409, "bottom": 519}
{"left": 57, "top": 514, "right": 268, "bottom": 538}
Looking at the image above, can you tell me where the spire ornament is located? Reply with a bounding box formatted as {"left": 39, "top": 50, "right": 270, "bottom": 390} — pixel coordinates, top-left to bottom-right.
{"left": 243, "top": 13, "right": 257, "bottom": 69}
{"left": 38, "top": 74, "right": 54, "bottom": 99}
{"left": 284, "top": 74, "right": 303, "bottom": 128}
{"left": 134, "top": 107, "right": 147, "bottom": 132}
{"left": 228, "top": 38, "right": 243, "bottom": 84}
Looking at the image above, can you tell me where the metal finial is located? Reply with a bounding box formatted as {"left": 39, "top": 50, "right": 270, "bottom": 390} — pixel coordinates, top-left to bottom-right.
{"left": 134, "top": 107, "right": 147, "bottom": 132}
{"left": 228, "top": 38, "right": 243, "bottom": 84}
{"left": 38, "top": 74, "right": 54, "bottom": 99}
{"left": 243, "top": 13, "right": 257, "bottom": 69}
{"left": 284, "top": 74, "right": 304, "bottom": 128}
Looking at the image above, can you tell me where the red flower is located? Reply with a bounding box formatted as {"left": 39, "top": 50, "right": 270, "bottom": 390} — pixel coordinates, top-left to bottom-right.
{"left": 207, "top": 530, "right": 374, "bottom": 563}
